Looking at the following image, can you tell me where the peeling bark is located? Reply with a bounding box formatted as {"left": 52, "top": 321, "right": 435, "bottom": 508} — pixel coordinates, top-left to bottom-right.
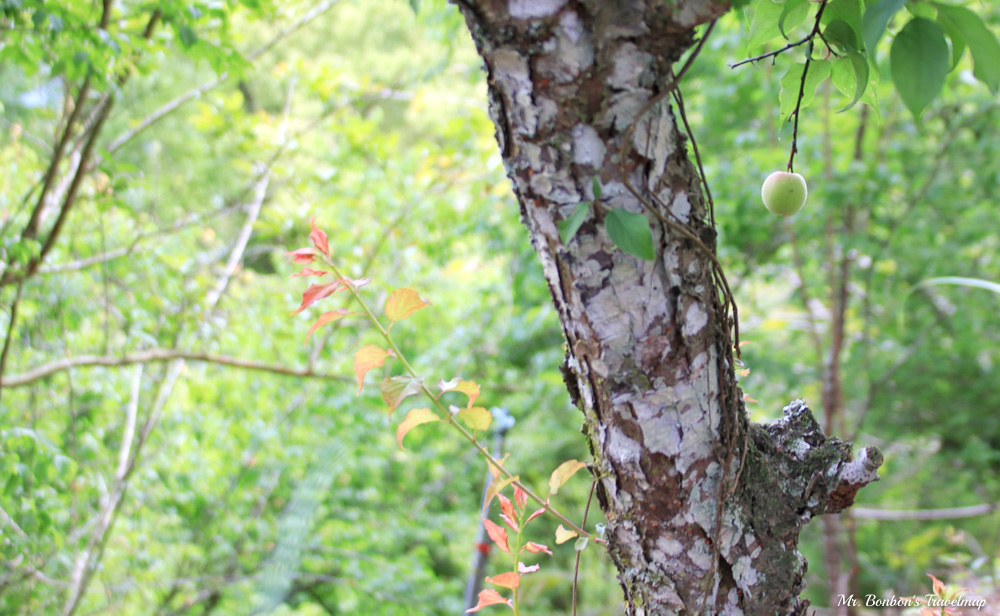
{"left": 453, "top": 1, "right": 882, "bottom": 613}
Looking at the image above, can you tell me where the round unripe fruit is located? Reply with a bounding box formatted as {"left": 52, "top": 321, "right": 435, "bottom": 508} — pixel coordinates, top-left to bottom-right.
{"left": 761, "top": 171, "right": 808, "bottom": 217}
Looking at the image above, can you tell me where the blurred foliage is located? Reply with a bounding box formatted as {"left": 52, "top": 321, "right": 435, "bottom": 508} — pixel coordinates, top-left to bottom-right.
{"left": 0, "top": 0, "right": 998, "bottom": 614}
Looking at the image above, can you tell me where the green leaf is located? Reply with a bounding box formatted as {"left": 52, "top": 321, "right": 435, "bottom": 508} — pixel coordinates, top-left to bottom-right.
{"left": 824, "top": 18, "right": 860, "bottom": 52}
{"left": 862, "top": 0, "right": 906, "bottom": 53}
{"left": 934, "top": 4, "right": 1000, "bottom": 94}
{"left": 779, "top": 60, "right": 832, "bottom": 120}
{"left": 591, "top": 176, "right": 602, "bottom": 200}
{"left": 830, "top": 50, "right": 870, "bottom": 111}
{"left": 937, "top": 14, "right": 966, "bottom": 71}
{"left": 605, "top": 209, "right": 655, "bottom": 261}
{"left": 823, "top": 0, "right": 863, "bottom": 46}
{"left": 778, "top": 0, "right": 809, "bottom": 40}
{"left": 558, "top": 202, "right": 590, "bottom": 245}
{"left": 890, "top": 18, "right": 949, "bottom": 119}
{"left": 380, "top": 376, "right": 424, "bottom": 413}
{"left": 748, "top": 0, "right": 785, "bottom": 53}
{"left": 178, "top": 26, "right": 198, "bottom": 48}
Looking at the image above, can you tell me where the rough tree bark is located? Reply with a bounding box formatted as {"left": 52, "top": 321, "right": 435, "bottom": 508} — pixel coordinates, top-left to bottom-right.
{"left": 453, "top": 1, "right": 882, "bottom": 614}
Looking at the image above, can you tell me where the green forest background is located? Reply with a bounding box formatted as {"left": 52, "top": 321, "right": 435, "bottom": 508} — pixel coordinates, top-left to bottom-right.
{"left": 2, "top": 0, "right": 999, "bottom": 614}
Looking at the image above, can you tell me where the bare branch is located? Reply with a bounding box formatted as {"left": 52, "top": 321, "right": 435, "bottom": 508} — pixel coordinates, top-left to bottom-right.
{"left": 0, "top": 348, "right": 351, "bottom": 388}
{"left": 852, "top": 503, "right": 998, "bottom": 521}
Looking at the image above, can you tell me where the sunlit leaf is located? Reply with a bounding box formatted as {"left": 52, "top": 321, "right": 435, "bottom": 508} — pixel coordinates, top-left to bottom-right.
{"left": 555, "top": 525, "right": 578, "bottom": 544}
{"left": 457, "top": 406, "right": 492, "bottom": 431}
{"left": 437, "top": 378, "right": 481, "bottom": 408}
{"left": 354, "top": 345, "right": 394, "bottom": 394}
{"left": 396, "top": 407, "right": 439, "bottom": 449}
{"left": 385, "top": 288, "right": 431, "bottom": 323}
{"left": 548, "top": 459, "right": 587, "bottom": 496}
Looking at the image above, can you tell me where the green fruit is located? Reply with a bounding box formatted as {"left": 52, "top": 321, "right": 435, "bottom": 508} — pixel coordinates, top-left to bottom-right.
{"left": 761, "top": 171, "right": 808, "bottom": 217}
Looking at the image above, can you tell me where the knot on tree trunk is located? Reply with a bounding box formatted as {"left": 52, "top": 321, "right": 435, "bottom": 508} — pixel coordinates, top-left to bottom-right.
{"left": 733, "top": 399, "right": 882, "bottom": 614}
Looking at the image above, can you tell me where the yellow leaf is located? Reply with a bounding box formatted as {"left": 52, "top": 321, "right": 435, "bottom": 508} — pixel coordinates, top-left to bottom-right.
{"left": 354, "top": 345, "right": 393, "bottom": 394}
{"left": 488, "top": 453, "right": 510, "bottom": 480}
{"left": 548, "top": 460, "right": 587, "bottom": 496}
{"left": 396, "top": 407, "right": 440, "bottom": 449}
{"left": 437, "top": 377, "right": 481, "bottom": 408}
{"left": 385, "top": 288, "right": 431, "bottom": 323}
{"left": 457, "top": 406, "right": 492, "bottom": 431}
{"left": 555, "top": 525, "right": 578, "bottom": 545}
{"left": 483, "top": 475, "right": 519, "bottom": 514}
{"left": 743, "top": 393, "right": 758, "bottom": 403}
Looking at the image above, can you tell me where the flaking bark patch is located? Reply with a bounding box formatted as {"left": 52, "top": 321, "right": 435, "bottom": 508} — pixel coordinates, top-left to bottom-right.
{"left": 454, "top": 1, "right": 881, "bottom": 613}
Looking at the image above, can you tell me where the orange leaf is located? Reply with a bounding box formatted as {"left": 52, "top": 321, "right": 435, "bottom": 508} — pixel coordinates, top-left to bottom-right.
{"left": 524, "top": 542, "right": 552, "bottom": 555}
{"left": 486, "top": 572, "right": 520, "bottom": 590}
{"left": 465, "top": 589, "right": 510, "bottom": 613}
{"left": 548, "top": 459, "right": 587, "bottom": 496}
{"left": 555, "top": 525, "right": 578, "bottom": 545}
{"left": 309, "top": 218, "right": 330, "bottom": 257}
{"left": 291, "top": 281, "right": 343, "bottom": 315}
{"left": 385, "top": 288, "right": 431, "bottom": 322}
{"left": 305, "top": 309, "right": 351, "bottom": 343}
{"left": 743, "top": 393, "right": 759, "bottom": 403}
{"left": 354, "top": 345, "right": 393, "bottom": 394}
{"left": 482, "top": 518, "right": 510, "bottom": 553}
{"left": 396, "top": 407, "right": 440, "bottom": 449}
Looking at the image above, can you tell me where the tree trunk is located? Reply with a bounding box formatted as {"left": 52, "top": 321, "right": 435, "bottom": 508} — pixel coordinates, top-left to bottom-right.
{"left": 454, "top": 1, "right": 882, "bottom": 613}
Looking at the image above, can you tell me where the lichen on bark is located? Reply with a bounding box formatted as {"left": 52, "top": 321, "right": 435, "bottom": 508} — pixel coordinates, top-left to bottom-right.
{"left": 452, "top": 1, "right": 882, "bottom": 613}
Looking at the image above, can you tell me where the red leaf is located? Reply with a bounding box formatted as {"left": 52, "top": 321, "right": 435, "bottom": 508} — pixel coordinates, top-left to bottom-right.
{"left": 525, "top": 507, "right": 546, "bottom": 523}
{"left": 465, "top": 589, "right": 510, "bottom": 613}
{"left": 524, "top": 542, "right": 552, "bottom": 555}
{"left": 305, "top": 309, "right": 351, "bottom": 343}
{"left": 485, "top": 571, "right": 520, "bottom": 590}
{"left": 928, "top": 573, "right": 946, "bottom": 597}
{"left": 292, "top": 268, "right": 327, "bottom": 278}
{"left": 499, "top": 514, "right": 519, "bottom": 533}
{"left": 290, "top": 281, "right": 344, "bottom": 315}
{"left": 309, "top": 218, "right": 330, "bottom": 257}
{"left": 514, "top": 487, "right": 527, "bottom": 511}
{"left": 497, "top": 493, "right": 516, "bottom": 523}
{"left": 482, "top": 518, "right": 510, "bottom": 554}
{"left": 286, "top": 248, "right": 316, "bottom": 264}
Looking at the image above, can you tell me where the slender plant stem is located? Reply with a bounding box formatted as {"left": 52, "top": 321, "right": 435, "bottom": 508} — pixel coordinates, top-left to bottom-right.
{"left": 325, "top": 260, "right": 595, "bottom": 541}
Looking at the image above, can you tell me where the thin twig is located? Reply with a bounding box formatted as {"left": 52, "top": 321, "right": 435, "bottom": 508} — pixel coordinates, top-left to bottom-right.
{"left": 571, "top": 480, "right": 597, "bottom": 616}
{"left": 787, "top": 0, "right": 831, "bottom": 172}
